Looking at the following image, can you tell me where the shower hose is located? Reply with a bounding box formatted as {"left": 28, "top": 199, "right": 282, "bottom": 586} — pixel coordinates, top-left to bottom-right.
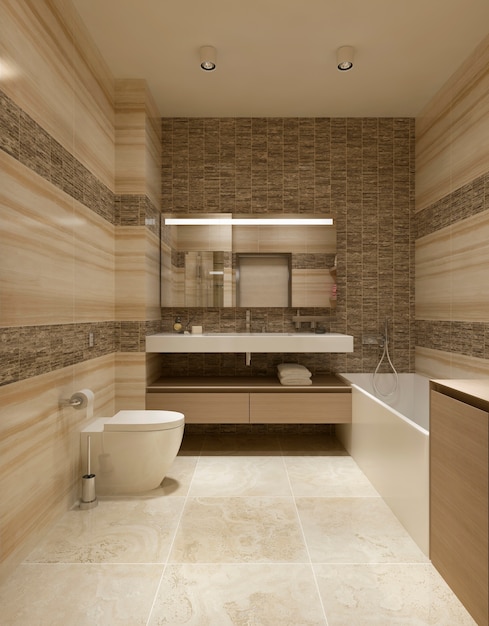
{"left": 372, "top": 320, "right": 399, "bottom": 398}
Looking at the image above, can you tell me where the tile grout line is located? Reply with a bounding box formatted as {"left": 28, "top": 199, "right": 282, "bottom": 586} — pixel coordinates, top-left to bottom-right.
{"left": 144, "top": 441, "right": 203, "bottom": 626}
{"left": 281, "top": 451, "right": 330, "bottom": 626}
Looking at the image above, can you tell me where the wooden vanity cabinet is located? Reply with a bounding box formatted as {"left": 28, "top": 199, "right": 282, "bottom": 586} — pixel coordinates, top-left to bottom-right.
{"left": 146, "top": 375, "right": 351, "bottom": 424}
{"left": 146, "top": 391, "right": 249, "bottom": 423}
{"left": 430, "top": 383, "right": 489, "bottom": 626}
{"left": 249, "top": 392, "right": 350, "bottom": 423}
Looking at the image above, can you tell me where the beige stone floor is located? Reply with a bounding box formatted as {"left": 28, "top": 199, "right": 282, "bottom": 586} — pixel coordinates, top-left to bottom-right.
{"left": 0, "top": 433, "right": 477, "bottom": 625}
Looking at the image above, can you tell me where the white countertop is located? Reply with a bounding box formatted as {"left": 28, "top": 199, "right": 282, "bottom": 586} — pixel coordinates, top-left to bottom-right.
{"left": 146, "top": 332, "right": 354, "bottom": 353}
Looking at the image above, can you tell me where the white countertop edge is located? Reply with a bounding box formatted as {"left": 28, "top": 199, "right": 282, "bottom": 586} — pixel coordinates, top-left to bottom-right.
{"left": 145, "top": 332, "right": 354, "bottom": 353}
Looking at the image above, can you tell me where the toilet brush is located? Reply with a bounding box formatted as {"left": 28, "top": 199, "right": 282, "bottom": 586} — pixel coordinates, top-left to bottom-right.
{"left": 80, "top": 435, "right": 98, "bottom": 510}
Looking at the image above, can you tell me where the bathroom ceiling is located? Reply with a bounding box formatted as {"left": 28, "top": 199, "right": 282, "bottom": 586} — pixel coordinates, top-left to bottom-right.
{"left": 73, "top": 0, "right": 489, "bottom": 117}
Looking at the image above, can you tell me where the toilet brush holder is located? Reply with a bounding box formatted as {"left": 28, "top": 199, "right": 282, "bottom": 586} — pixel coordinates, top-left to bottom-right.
{"left": 80, "top": 473, "right": 98, "bottom": 510}
{"left": 80, "top": 435, "right": 98, "bottom": 510}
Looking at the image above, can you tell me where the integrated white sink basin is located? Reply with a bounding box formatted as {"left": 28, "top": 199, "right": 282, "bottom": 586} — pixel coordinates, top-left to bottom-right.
{"left": 145, "top": 332, "right": 354, "bottom": 353}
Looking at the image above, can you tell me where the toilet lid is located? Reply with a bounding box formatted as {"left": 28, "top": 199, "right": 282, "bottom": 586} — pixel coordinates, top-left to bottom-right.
{"left": 104, "top": 410, "right": 185, "bottom": 432}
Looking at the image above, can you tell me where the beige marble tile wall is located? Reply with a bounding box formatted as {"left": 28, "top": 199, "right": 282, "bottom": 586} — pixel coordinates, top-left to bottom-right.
{"left": 114, "top": 80, "right": 162, "bottom": 323}
{"left": 115, "top": 353, "right": 148, "bottom": 412}
{"left": 1, "top": 0, "right": 115, "bottom": 191}
{"left": 416, "top": 34, "right": 489, "bottom": 212}
{"left": 114, "top": 79, "right": 161, "bottom": 210}
{"left": 114, "top": 224, "right": 160, "bottom": 320}
{"left": 145, "top": 86, "right": 163, "bottom": 211}
{"left": 115, "top": 80, "right": 148, "bottom": 197}
{"left": 161, "top": 117, "right": 415, "bottom": 373}
{"left": 0, "top": 0, "right": 163, "bottom": 582}
{"left": 0, "top": 151, "right": 114, "bottom": 326}
{"left": 0, "top": 355, "right": 115, "bottom": 580}
{"left": 113, "top": 84, "right": 162, "bottom": 414}
{"left": 415, "top": 34, "right": 489, "bottom": 378}
{"left": 0, "top": 0, "right": 117, "bottom": 581}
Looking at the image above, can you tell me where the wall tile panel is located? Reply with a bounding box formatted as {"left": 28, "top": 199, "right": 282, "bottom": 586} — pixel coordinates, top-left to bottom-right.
{"left": 416, "top": 34, "right": 489, "bottom": 212}
{"left": 161, "top": 117, "right": 414, "bottom": 373}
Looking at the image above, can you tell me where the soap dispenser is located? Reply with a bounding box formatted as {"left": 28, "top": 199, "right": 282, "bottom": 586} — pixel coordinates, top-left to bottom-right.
{"left": 173, "top": 317, "right": 183, "bottom": 333}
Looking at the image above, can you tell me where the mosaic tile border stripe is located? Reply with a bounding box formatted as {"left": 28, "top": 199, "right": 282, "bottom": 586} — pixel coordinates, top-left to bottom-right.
{"left": 1, "top": 89, "right": 161, "bottom": 231}
{"left": 0, "top": 320, "right": 162, "bottom": 387}
{"left": 114, "top": 194, "right": 161, "bottom": 233}
{"left": 416, "top": 172, "right": 489, "bottom": 239}
{"left": 416, "top": 319, "right": 489, "bottom": 359}
{"left": 0, "top": 89, "right": 115, "bottom": 225}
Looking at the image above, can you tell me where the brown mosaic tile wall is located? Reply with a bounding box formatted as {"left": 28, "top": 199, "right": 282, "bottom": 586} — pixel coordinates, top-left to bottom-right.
{"left": 162, "top": 118, "right": 334, "bottom": 215}
{"left": 0, "top": 89, "right": 161, "bottom": 386}
{"left": 161, "top": 117, "right": 415, "bottom": 374}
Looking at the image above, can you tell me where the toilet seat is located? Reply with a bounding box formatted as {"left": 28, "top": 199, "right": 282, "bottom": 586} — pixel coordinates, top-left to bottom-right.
{"left": 104, "top": 410, "right": 184, "bottom": 432}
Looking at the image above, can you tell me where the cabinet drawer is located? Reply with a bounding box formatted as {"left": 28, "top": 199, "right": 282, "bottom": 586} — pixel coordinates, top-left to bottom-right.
{"left": 250, "top": 392, "right": 351, "bottom": 423}
{"left": 146, "top": 392, "right": 249, "bottom": 423}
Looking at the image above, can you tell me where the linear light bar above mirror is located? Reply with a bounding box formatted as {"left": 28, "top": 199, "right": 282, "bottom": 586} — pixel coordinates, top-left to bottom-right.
{"left": 161, "top": 212, "right": 337, "bottom": 308}
{"left": 164, "top": 217, "right": 334, "bottom": 225}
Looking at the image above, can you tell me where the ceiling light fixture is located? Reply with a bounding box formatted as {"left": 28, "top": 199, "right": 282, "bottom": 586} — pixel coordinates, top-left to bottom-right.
{"left": 336, "top": 46, "right": 354, "bottom": 71}
{"left": 200, "top": 46, "right": 217, "bottom": 71}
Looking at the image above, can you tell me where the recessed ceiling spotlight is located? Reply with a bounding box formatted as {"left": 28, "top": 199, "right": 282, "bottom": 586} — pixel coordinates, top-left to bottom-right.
{"left": 336, "top": 46, "right": 354, "bottom": 71}
{"left": 200, "top": 46, "right": 217, "bottom": 71}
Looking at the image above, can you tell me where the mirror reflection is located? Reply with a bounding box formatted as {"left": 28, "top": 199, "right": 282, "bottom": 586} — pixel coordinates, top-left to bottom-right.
{"left": 184, "top": 251, "right": 228, "bottom": 307}
{"left": 161, "top": 213, "right": 336, "bottom": 308}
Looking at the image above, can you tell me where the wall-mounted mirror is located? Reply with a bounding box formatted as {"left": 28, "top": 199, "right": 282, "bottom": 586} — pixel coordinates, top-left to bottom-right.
{"left": 160, "top": 213, "right": 336, "bottom": 308}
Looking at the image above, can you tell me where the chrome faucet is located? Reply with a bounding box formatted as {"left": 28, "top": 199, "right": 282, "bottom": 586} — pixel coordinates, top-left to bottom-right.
{"left": 292, "top": 310, "right": 328, "bottom": 331}
{"left": 245, "top": 310, "right": 251, "bottom": 333}
{"left": 294, "top": 309, "right": 301, "bottom": 330}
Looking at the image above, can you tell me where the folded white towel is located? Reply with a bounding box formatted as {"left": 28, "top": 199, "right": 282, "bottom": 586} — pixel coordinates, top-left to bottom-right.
{"left": 278, "top": 377, "right": 313, "bottom": 386}
{"left": 277, "top": 363, "right": 312, "bottom": 379}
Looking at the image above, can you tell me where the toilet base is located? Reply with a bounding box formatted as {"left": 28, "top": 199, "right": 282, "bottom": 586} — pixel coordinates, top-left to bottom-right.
{"left": 81, "top": 422, "right": 184, "bottom": 494}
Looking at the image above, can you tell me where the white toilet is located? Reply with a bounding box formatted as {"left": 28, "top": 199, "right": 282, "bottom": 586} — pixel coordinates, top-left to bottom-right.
{"left": 80, "top": 410, "right": 185, "bottom": 494}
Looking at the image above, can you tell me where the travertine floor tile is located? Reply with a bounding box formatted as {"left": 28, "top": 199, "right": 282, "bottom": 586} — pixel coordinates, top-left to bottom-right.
{"left": 285, "top": 456, "right": 379, "bottom": 497}
{"left": 314, "top": 563, "right": 477, "bottom": 625}
{"left": 25, "top": 498, "right": 185, "bottom": 563}
{"left": 0, "top": 563, "right": 163, "bottom": 626}
{"left": 0, "top": 437, "right": 474, "bottom": 625}
{"left": 169, "top": 497, "right": 308, "bottom": 563}
{"left": 189, "top": 456, "right": 291, "bottom": 496}
{"left": 148, "top": 563, "right": 327, "bottom": 625}
{"left": 297, "top": 497, "right": 428, "bottom": 563}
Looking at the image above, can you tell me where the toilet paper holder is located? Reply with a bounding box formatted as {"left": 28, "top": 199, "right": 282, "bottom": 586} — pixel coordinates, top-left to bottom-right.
{"left": 60, "top": 390, "right": 90, "bottom": 409}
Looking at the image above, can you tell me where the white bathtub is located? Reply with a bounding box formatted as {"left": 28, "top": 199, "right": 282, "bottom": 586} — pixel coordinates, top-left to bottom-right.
{"left": 337, "top": 373, "right": 430, "bottom": 556}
